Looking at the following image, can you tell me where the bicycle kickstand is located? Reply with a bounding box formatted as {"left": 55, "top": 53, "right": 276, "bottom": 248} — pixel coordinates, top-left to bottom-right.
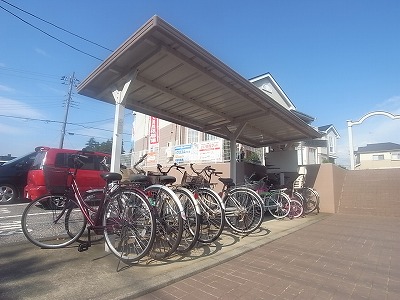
{"left": 78, "top": 228, "right": 92, "bottom": 252}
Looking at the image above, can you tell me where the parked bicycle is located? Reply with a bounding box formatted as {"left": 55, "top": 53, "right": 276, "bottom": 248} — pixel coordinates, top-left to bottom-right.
{"left": 245, "top": 175, "right": 291, "bottom": 219}
{"left": 21, "top": 151, "right": 156, "bottom": 264}
{"left": 146, "top": 162, "right": 201, "bottom": 253}
{"left": 180, "top": 165, "right": 225, "bottom": 243}
{"left": 292, "top": 169, "right": 320, "bottom": 214}
{"left": 190, "top": 164, "right": 265, "bottom": 235}
{"left": 128, "top": 154, "right": 186, "bottom": 259}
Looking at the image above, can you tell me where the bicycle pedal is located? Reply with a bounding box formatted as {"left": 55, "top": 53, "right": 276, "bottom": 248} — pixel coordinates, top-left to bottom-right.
{"left": 78, "top": 243, "right": 90, "bottom": 252}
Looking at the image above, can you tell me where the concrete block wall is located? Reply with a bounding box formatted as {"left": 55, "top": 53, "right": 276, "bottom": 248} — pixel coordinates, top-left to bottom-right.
{"left": 338, "top": 169, "right": 400, "bottom": 217}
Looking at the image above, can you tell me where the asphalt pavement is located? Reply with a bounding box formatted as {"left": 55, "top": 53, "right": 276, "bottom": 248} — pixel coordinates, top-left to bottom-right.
{"left": 0, "top": 213, "right": 329, "bottom": 300}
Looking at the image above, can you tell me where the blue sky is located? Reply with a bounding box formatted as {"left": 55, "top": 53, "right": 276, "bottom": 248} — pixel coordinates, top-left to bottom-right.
{"left": 1, "top": 0, "right": 399, "bottom": 167}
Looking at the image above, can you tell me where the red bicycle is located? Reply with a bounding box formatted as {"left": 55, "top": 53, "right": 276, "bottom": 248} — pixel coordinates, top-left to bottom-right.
{"left": 21, "top": 151, "right": 156, "bottom": 264}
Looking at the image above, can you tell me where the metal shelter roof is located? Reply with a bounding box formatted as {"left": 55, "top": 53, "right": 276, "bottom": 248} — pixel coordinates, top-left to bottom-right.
{"left": 77, "top": 15, "right": 320, "bottom": 148}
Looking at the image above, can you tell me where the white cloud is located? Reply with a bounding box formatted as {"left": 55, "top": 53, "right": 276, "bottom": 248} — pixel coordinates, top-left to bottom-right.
{"left": 35, "top": 48, "right": 48, "bottom": 56}
{"left": 0, "top": 122, "right": 24, "bottom": 134}
{"left": 375, "top": 95, "right": 400, "bottom": 113}
{"left": 0, "top": 97, "right": 45, "bottom": 119}
{"left": 0, "top": 84, "right": 14, "bottom": 92}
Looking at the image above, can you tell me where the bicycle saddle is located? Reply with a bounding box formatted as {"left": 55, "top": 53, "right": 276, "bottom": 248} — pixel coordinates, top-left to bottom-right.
{"left": 218, "top": 178, "right": 235, "bottom": 188}
{"left": 101, "top": 172, "right": 122, "bottom": 182}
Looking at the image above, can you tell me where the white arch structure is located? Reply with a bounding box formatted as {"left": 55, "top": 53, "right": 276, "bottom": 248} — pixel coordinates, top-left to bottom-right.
{"left": 347, "top": 111, "right": 400, "bottom": 170}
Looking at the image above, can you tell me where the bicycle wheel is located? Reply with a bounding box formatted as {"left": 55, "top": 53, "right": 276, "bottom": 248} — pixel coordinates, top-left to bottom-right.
{"left": 223, "top": 187, "right": 264, "bottom": 234}
{"left": 264, "top": 192, "right": 290, "bottom": 219}
{"left": 22, "top": 195, "right": 86, "bottom": 249}
{"left": 300, "top": 187, "right": 319, "bottom": 214}
{"left": 103, "top": 189, "right": 156, "bottom": 263}
{"left": 288, "top": 199, "right": 303, "bottom": 219}
{"left": 174, "top": 187, "right": 201, "bottom": 253}
{"left": 66, "top": 190, "right": 104, "bottom": 243}
{"left": 145, "top": 185, "right": 184, "bottom": 260}
{"left": 195, "top": 188, "right": 225, "bottom": 244}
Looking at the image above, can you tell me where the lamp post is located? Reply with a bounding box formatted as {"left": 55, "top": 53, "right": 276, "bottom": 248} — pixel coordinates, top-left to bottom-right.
{"left": 347, "top": 111, "right": 400, "bottom": 170}
{"left": 347, "top": 120, "right": 355, "bottom": 170}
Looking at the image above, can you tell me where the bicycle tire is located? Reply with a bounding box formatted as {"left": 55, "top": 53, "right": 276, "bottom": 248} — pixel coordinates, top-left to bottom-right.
{"left": 223, "top": 187, "right": 264, "bottom": 234}
{"left": 103, "top": 189, "right": 156, "bottom": 263}
{"left": 174, "top": 187, "right": 201, "bottom": 253}
{"left": 300, "top": 187, "right": 319, "bottom": 214}
{"left": 22, "top": 195, "right": 86, "bottom": 249}
{"left": 195, "top": 188, "right": 225, "bottom": 244}
{"left": 291, "top": 191, "right": 305, "bottom": 207}
{"left": 145, "top": 185, "right": 184, "bottom": 260}
{"left": 264, "top": 191, "right": 291, "bottom": 219}
{"left": 288, "top": 199, "right": 303, "bottom": 219}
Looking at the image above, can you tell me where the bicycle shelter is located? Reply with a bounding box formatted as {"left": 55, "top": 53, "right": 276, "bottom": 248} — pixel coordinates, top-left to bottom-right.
{"left": 77, "top": 15, "right": 320, "bottom": 178}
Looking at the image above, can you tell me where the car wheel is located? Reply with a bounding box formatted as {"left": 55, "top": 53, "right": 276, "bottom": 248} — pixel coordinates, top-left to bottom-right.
{"left": 0, "top": 184, "right": 17, "bottom": 203}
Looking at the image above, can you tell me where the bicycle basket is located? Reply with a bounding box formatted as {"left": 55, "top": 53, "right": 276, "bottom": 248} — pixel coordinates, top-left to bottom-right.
{"left": 181, "top": 171, "right": 206, "bottom": 187}
{"left": 44, "top": 166, "right": 70, "bottom": 194}
{"left": 245, "top": 181, "right": 261, "bottom": 191}
{"left": 146, "top": 171, "right": 162, "bottom": 184}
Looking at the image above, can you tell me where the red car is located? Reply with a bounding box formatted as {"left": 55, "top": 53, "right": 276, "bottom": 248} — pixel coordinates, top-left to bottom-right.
{"left": 24, "top": 147, "right": 111, "bottom": 201}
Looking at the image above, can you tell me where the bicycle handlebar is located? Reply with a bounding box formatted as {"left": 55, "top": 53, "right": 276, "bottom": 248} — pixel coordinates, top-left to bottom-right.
{"left": 157, "top": 163, "right": 185, "bottom": 175}
{"left": 189, "top": 164, "right": 221, "bottom": 183}
{"left": 133, "top": 154, "right": 148, "bottom": 175}
{"left": 134, "top": 154, "right": 148, "bottom": 167}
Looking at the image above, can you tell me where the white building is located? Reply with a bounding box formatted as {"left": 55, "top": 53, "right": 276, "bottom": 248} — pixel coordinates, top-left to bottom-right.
{"left": 355, "top": 142, "right": 400, "bottom": 169}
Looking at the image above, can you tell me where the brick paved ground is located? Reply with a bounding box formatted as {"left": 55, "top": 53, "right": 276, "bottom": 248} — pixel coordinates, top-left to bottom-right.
{"left": 137, "top": 214, "right": 400, "bottom": 300}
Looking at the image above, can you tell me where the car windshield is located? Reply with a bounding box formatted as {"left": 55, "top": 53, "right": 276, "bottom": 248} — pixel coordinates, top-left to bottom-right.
{"left": 1, "top": 152, "right": 35, "bottom": 166}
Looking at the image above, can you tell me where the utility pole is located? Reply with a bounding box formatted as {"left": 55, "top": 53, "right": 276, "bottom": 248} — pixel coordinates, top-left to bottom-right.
{"left": 59, "top": 72, "right": 79, "bottom": 148}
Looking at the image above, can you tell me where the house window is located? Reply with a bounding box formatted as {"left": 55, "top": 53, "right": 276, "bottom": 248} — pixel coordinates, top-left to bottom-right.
{"left": 372, "top": 154, "right": 384, "bottom": 161}
{"left": 329, "top": 136, "right": 335, "bottom": 154}
{"left": 308, "top": 148, "right": 317, "bottom": 164}
{"left": 204, "top": 133, "right": 217, "bottom": 141}
{"left": 391, "top": 152, "right": 400, "bottom": 161}
{"left": 187, "top": 128, "right": 199, "bottom": 144}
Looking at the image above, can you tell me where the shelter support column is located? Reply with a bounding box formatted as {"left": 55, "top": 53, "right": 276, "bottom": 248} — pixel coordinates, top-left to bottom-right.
{"left": 228, "top": 122, "right": 246, "bottom": 181}
{"left": 110, "top": 71, "right": 137, "bottom": 172}
{"left": 110, "top": 95, "right": 125, "bottom": 172}
{"left": 229, "top": 137, "right": 236, "bottom": 181}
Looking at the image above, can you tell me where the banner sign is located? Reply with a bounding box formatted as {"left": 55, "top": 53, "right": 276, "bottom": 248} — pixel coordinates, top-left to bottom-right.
{"left": 198, "top": 140, "right": 222, "bottom": 161}
{"left": 174, "top": 144, "right": 193, "bottom": 164}
{"left": 174, "top": 140, "right": 222, "bottom": 163}
{"left": 149, "top": 116, "right": 159, "bottom": 146}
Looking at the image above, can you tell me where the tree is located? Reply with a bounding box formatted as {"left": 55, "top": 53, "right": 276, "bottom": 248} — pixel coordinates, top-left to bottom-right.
{"left": 98, "top": 139, "right": 113, "bottom": 154}
{"left": 84, "top": 137, "right": 125, "bottom": 154}
{"left": 85, "top": 138, "right": 100, "bottom": 151}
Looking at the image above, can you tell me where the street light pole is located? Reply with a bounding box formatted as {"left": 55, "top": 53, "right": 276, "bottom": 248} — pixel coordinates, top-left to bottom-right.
{"left": 59, "top": 72, "right": 78, "bottom": 149}
{"left": 347, "top": 120, "right": 355, "bottom": 170}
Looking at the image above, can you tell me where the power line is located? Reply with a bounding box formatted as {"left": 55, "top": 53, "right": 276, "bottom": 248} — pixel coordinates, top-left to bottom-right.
{"left": 67, "top": 132, "right": 111, "bottom": 140}
{"left": 0, "top": 0, "right": 113, "bottom": 52}
{"left": 0, "top": 2, "right": 103, "bottom": 61}
{"left": 0, "top": 114, "right": 132, "bottom": 136}
{"left": 0, "top": 66, "right": 61, "bottom": 79}
{"left": 73, "top": 112, "right": 133, "bottom": 125}
{"left": 0, "top": 66, "right": 62, "bottom": 84}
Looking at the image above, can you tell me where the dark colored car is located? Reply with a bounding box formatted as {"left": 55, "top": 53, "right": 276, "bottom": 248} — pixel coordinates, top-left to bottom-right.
{"left": 0, "top": 149, "right": 40, "bottom": 203}
{"left": 24, "top": 147, "right": 111, "bottom": 201}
